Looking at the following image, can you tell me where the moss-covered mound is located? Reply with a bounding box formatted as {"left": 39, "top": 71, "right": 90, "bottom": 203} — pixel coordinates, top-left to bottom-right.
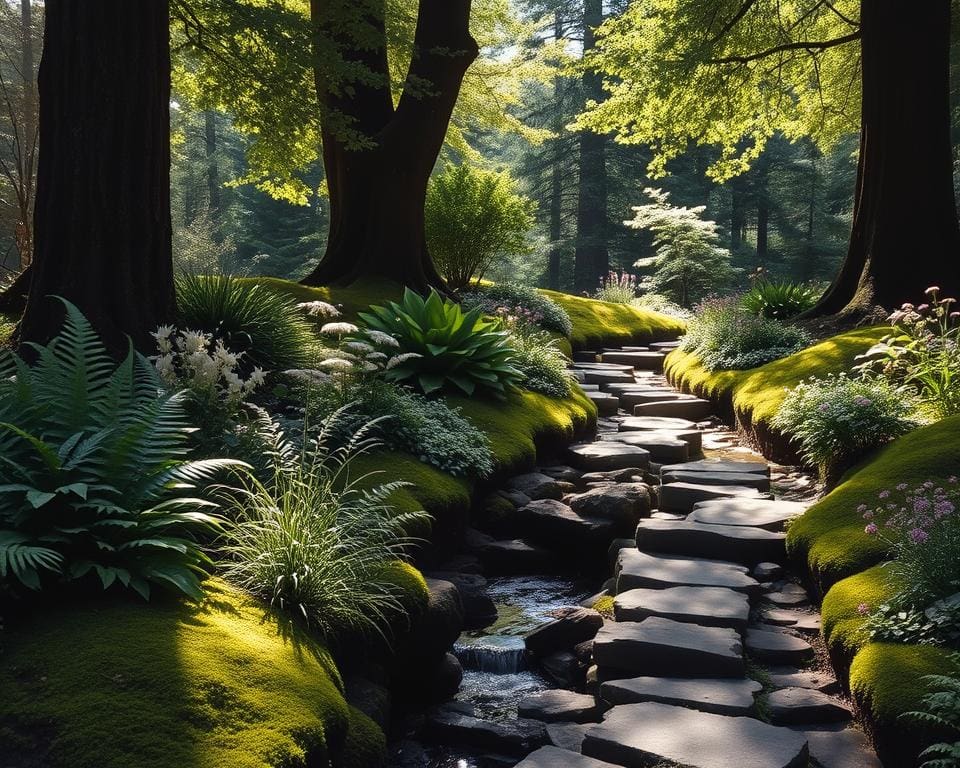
{"left": 540, "top": 289, "right": 686, "bottom": 349}
{"left": 0, "top": 580, "right": 384, "bottom": 768}
{"left": 0, "top": 311, "right": 14, "bottom": 346}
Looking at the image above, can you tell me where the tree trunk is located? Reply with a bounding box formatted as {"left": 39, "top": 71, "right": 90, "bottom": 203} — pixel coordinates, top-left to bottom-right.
{"left": 17, "top": 0, "right": 36, "bottom": 271}
{"left": 18, "top": 0, "right": 174, "bottom": 352}
{"left": 573, "top": 0, "right": 608, "bottom": 294}
{"left": 301, "top": 0, "right": 478, "bottom": 291}
{"left": 810, "top": 0, "right": 960, "bottom": 315}
{"left": 730, "top": 182, "right": 745, "bottom": 251}
{"left": 0, "top": 264, "right": 30, "bottom": 313}
{"left": 547, "top": 10, "right": 564, "bottom": 292}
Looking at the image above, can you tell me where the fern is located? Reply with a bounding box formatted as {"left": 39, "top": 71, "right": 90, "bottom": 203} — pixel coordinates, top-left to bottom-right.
{"left": 903, "top": 660, "right": 960, "bottom": 767}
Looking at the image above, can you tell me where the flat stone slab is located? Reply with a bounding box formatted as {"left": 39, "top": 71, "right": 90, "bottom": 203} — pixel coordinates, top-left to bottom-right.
{"left": 514, "top": 499, "right": 618, "bottom": 547}
{"left": 768, "top": 668, "right": 841, "bottom": 695}
{"left": 799, "top": 726, "right": 882, "bottom": 768}
{"left": 584, "top": 391, "right": 620, "bottom": 416}
{"left": 582, "top": 703, "right": 809, "bottom": 768}
{"left": 508, "top": 472, "right": 563, "bottom": 501}
{"left": 592, "top": 617, "right": 744, "bottom": 678}
{"left": 569, "top": 484, "right": 652, "bottom": 529}
{"left": 690, "top": 498, "right": 806, "bottom": 531}
{"left": 755, "top": 562, "right": 786, "bottom": 581}
{"left": 572, "top": 362, "right": 635, "bottom": 372}
{"left": 616, "top": 548, "right": 759, "bottom": 595}
{"left": 766, "top": 687, "right": 852, "bottom": 725}
{"left": 619, "top": 416, "right": 699, "bottom": 432}
{"left": 545, "top": 723, "right": 593, "bottom": 754}
{"left": 659, "top": 482, "right": 769, "bottom": 514}
{"left": 651, "top": 340, "right": 682, "bottom": 351}
{"left": 745, "top": 628, "right": 815, "bottom": 665}
{"left": 663, "top": 460, "right": 771, "bottom": 476}
{"left": 765, "top": 583, "right": 811, "bottom": 607}
{"left": 567, "top": 442, "right": 651, "bottom": 472}
{"left": 599, "top": 351, "right": 666, "bottom": 370}
{"left": 635, "top": 519, "right": 787, "bottom": 565}
{"left": 633, "top": 398, "right": 714, "bottom": 420}
{"left": 519, "top": 690, "right": 603, "bottom": 723}
{"left": 663, "top": 470, "right": 772, "bottom": 492}
{"left": 601, "top": 676, "right": 762, "bottom": 716}
{"left": 581, "top": 370, "right": 636, "bottom": 386}
{"left": 424, "top": 708, "right": 547, "bottom": 755}
{"left": 620, "top": 391, "right": 698, "bottom": 409}
{"left": 614, "top": 586, "right": 750, "bottom": 630}
{"left": 515, "top": 745, "right": 619, "bottom": 768}
{"left": 600, "top": 432, "right": 690, "bottom": 463}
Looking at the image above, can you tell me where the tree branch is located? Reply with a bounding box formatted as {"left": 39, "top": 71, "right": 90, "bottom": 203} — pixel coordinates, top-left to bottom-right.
{"left": 710, "top": 31, "right": 860, "bottom": 64}
{"left": 707, "top": 0, "right": 758, "bottom": 45}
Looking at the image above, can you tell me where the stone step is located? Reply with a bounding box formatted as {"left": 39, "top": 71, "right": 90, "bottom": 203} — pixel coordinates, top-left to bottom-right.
{"left": 566, "top": 442, "right": 651, "bottom": 472}
{"left": 616, "top": 548, "right": 760, "bottom": 595}
{"left": 659, "top": 482, "right": 770, "bottom": 513}
{"left": 689, "top": 498, "right": 807, "bottom": 532}
{"left": 598, "top": 432, "right": 690, "bottom": 463}
{"left": 620, "top": 391, "right": 700, "bottom": 409}
{"left": 424, "top": 706, "right": 547, "bottom": 755}
{"left": 613, "top": 585, "right": 751, "bottom": 630}
{"left": 765, "top": 687, "right": 852, "bottom": 726}
{"left": 581, "top": 370, "right": 637, "bottom": 386}
{"left": 663, "top": 459, "right": 771, "bottom": 476}
{"left": 745, "top": 628, "right": 815, "bottom": 665}
{"left": 583, "top": 391, "right": 619, "bottom": 416}
{"left": 513, "top": 499, "right": 620, "bottom": 549}
{"left": 592, "top": 617, "right": 744, "bottom": 678}
{"left": 545, "top": 723, "right": 592, "bottom": 754}
{"left": 768, "top": 668, "right": 841, "bottom": 695}
{"left": 465, "top": 529, "right": 552, "bottom": 575}
{"left": 633, "top": 398, "right": 714, "bottom": 420}
{"left": 600, "top": 676, "right": 762, "bottom": 716}
{"left": 582, "top": 703, "right": 809, "bottom": 768}
{"left": 619, "top": 415, "right": 700, "bottom": 432}
{"left": 662, "top": 470, "right": 772, "bottom": 492}
{"left": 635, "top": 519, "right": 786, "bottom": 565}
{"left": 799, "top": 726, "right": 883, "bottom": 768}
{"left": 650, "top": 340, "right": 682, "bottom": 351}
{"left": 598, "top": 351, "right": 665, "bottom": 371}
{"left": 572, "top": 351, "right": 599, "bottom": 363}
{"left": 515, "top": 745, "right": 619, "bottom": 768}
{"left": 571, "top": 362, "right": 635, "bottom": 372}
{"left": 518, "top": 690, "right": 604, "bottom": 724}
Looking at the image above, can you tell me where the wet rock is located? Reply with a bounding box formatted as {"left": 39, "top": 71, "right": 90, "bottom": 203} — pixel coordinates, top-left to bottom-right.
{"left": 635, "top": 518, "right": 786, "bottom": 565}
{"left": 508, "top": 472, "right": 563, "bottom": 501}
{"left": 616, "top": 548, "right": 759, "bottom": 595}
{"left": 425, "top": 571, "right": 497, "bottom": 630}
{"left": 525, "top": 607, "right": 604, "bottom": 656}
{"left": 569, "top": 484, "right": 652, "bottom": 529}
{"left": 515, "top": 745, "right": 620, "bottom": 768}
{"left": 545, "top": 723, "right": 593, "bottom": 753}
{"left": 613, "top": 585, "right": 750, "bottom": 631}
{"left": 513, "top": 499, "right": 618, "bottom": 549}
{"left": 601, "top": 676, "right": 762, "bottom": 716}
{"left": 766, "top": 687, "right": 852, "bottom": 725}
{"left": 398, "top": 578, "right": 464, "bottom": 665}
{"left": 541, "top": 650, "right": 585, "bottom": 688}
{"left": 466, "top": 528, "right": 552, "bottom": 575}
{"left": 424, "top": 706, "right": 547, "bottom": 755}
{"left": 745, "top": 628, "right": 815, "bottom": 665}
{"left": 518, "top": 690, "right": 603, "bottom": 723}
{"left": 566, "top": 442, "right": 651, "bottom": 472}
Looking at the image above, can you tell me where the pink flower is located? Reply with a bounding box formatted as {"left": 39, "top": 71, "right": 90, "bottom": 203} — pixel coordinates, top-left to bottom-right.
{"left": 896, "top": 483, "right": 908, "bottom": 491}
{"left": 879, "top": 490, "right": 891, "bottom": 500}
{"left": 857, "top": 603, "right": 871, "bottom": 616}
{"left": 909, "top": 528, "right": 929, "bottom": 544}
{"left": 862, "top": 510, "right": 874, "bottom": 520}
{"left": 857, "top": 503, "right": 869, "bottom": 513}
{"left": 926, "top": 286, "right": 941, "bottom": 296}
{"left": 865, "top": 523, "right": 878, "bottom": 535}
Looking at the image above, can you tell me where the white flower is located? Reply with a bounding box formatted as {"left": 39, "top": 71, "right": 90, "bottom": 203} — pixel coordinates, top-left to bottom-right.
{"left": 154, "top": 353, "right": 176, "bottom": 381}
{"left": 180, "top": 329, "right": 210, "bottom": 355}
{"left": 152, "top": 324, "right": 175, "bottom": 341}
{"left": 223, "top": 370, "right": 244, "bottom": 394}
{"left": 214, "top": 343, "right": 240, "bottom": 370}
{"left": 317, "top": 357, "right": 355, "bottom": 371}
{"left": 248, "top": 367, "right": 267, "bottom": 389}
{"left": 386, "top": 353, "right": 421, "bottom": 370}
{"left": 297, "top": 301, "right": 341, "bottom": 318}
{"left": 343, "top": 341, "right": 375, "bottom": 355}
{"left": 365, "top": 330, "right": 400, "bottom": 348}
{"left": 321, "top": 322, "right": 359, "bottom": 336}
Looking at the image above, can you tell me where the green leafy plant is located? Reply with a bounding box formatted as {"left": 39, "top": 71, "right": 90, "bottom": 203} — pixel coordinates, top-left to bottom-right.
{"left": 0, "top": 300, "right": 238, "bottom": 599}
{"left": 903, "top": 656, "right": 960, "bottom": 767}
{"left": 631, "top": 293, "right": 692, "bottom": 321}
{"left": 175, "top": 273, "right": 317, "bottom": 370}
{"left": 358, "top": 288, "right": 523, "bottom": 398}
{"left": 741, "top": 277, "right": 821, "bottom": 320}
{"left": 501, "top": 316, "right": 573, "bottom": 398}
{"left": 771, "top": 373, "right": 918, "bottom": 480}
{"left": 460, "top": 283, "right": 573, "bottom": 336}
{"left": 595, "top": 270, "right": 639, "bottom": 304}
{"left": 218, "top": 413, "right": 428, "bottom": 640}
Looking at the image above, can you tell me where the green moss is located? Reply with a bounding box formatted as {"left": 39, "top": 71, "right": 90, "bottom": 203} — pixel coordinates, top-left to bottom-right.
{"left": 821, "top": 565, "right": 899, "bottom": 660}
{"left": 379, "top": 560, "right": 431, "bottom": 616}
{"left": 0, "top": 311, "right": 14, "bottom": 346}
{"left": 333, "top": 707, "right": 387, "bottom": 768}
{"left": 787, "top": 416, "right": 960, "bottom": 588}
{"left": 0, "top": 579, "right": 387, "bottom": 768}
{"left": 592, "top": 595, "right": 615, "bottom": 618}
{"left": 539, "top": 290, "right": 686, "bottom": 349}
{"left": 246, "top": 277, "right": 405, "bottom": 322}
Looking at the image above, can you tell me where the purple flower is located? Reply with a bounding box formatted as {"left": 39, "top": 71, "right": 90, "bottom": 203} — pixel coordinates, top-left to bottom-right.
{"left": 879, "top": 490, "right": 891, "bottom": 500}
{"left": 862, "top": 510, "right": 874, "bottom": 520}
{"left": 896, "top": 483, "right": 909, "bottom": 491}
{"left": 935, "top": 500, "right": 955, "bottom": 517}
{"left": 857, "top": 603, "right": 871, "bottom": 616}
{"left": 909, "top": 528, "right": 929, "bottom": 544}
{"left": 857, "top": 504, "right": 869, "bottom": 513}
{"left": 854, "top": 396, "right": 873, "bottom": 407}
{"left": 865, "top": 523, "right": 878, "bottom": 535}
{"left": 818, "top": 403, "right": 830, "bottom": 413}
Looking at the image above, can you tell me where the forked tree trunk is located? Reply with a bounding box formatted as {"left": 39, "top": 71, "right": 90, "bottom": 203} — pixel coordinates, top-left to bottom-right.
{"left": 18, "top": 0, "right": 174, "bottom": 352}
{"left": 810, "top": 0, "right": 960, "bottom": 315}
{"left": 301, "top": 0, "right": 478, "bottom": 291}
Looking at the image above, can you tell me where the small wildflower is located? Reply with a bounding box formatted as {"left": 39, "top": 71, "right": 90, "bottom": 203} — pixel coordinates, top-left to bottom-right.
{"left": 320, "top": 322, "right": 359, "bottom": 336}
{"left": 296, "top": 301, "right": 341, "bottom": 318}
{"left": 857, "top": 603, "right": 871, "bottom": 616}
{"left": 865, "top": 523, "right": 878, "bottom": 535}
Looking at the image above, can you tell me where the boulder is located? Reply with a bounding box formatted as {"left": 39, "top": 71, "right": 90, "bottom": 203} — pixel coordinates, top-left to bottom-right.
{"left": 425, "top": 571, "right": 497, "bottom": 631}
{"left": 566, "top": 442, "right": 651, "bottom": 472}
{"left": 513, "top": 498, "right": 619, "bottom": 548}
{"left": 508, "top": 472, "right": 564, "bottom": 501}
{"left": 569, "top": 484, "right": 652, "bottom": 529}
{"left": 601, "top": 676, "right": 762, "bottom": 716}
{"left": 397, "top": 578, "right": 464, "bottom": 665}
{"left": 525, "top": 607, "right": 604, "bottom": 656}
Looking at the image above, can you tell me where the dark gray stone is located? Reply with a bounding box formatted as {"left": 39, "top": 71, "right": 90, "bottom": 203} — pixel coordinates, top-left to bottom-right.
{"left": 621, "top": 390, "right": 698, "bottom": 409}
{"left": 581, "top": 702, "right": 809, "bottom": 768}
{"left": 607, "top": 538, "right": 635, "bottom": 570}
{"left": 613, "top": 586, "right": 750, "bottom": 630}
{"left": 514, "top": 499, "right": 618, "bottom": 547}
{"left": 633, "top": 398, "right": 713, "bottom": 420}
{"left": 663, "top": 459, "right": 770, "bottom": 475}
{"left": 599, "top": 351, "right": 666, "bottom": 370}
{"left": 635, "top": 519, "right": 787, "bottom": 565}
{"left": 424, "top": 707, "right": 547, "bottom": 755}
{"left": 754, "top": 562, "right": 786, "bottom": 581}
{"left": 545, "top": 723, "right": 593, "bottom": 754}
{"left": 799, "top": 726, "right": 882, "bottom": 768}
{"left": 616, "top": 548, "right": 759, "bottom": 595}
{"left": 580, "top": 468, "right": 648, "bottom": 484}
{"left": 663, "top": 470, "right": 772, "bottom": 492}
{"left": 566, "top": 442, "right": 651, "bottom": 471}
{"left": 585, "top": 391, "right": 620, "bottom": 416}
{"left": 508, "top": 472, "right": 564, "bottom": 501}
{"left": 592, "top": 617, "right": 744, "bottom": 678}
{"left": 515, "top": 745, "right": 620, "bottom": 768}
{"left": 518, "top": 690, "right": 602, "bottom": 723}
{"left": 690, "top": 498, "right": 806, "bottom": 531}
{"left": 539, "top": 465, "right": 583, "bottom": 483}
{"left": 599, "top": 431, "right": 690, "bottom": 462}
{"left": 569, "top": 484, "right": 652, "bottom": 529}
{"left": 766, "top": 687, "right": 853, "bottom": 725}
{"left": 768, "top": 668, "right": 841, "bottom": 695}
{"left": 424, "top": 571, "right": 497, "bottom": 630}
{"left": 745, "top": 628, "right": 815, "bottom": 665}
{"left": 659, "top": 482, "right": 769, "bottom": 514}
{"left": 525, "top": 607, "right": 604, "bottom": 656}
{"left": 618, "top": 415, "right": 699, "bottom": 432}
{"left": 601, "top": 676, "right": 762, "bottom": 716}
{"left": 765, "top": 583, "right": 811, "bottom": 607}
{"left": 582, "top": 370, "right": 636, "bottom": 386}
{"left": 541, "top": 650, "right": 585, "bottom": 688}
{"left": 466, "top": 528, "right": 552, "bottom": 574}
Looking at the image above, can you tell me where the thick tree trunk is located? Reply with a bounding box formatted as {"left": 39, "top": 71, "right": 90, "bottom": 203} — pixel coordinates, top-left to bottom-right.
{"left": 302, "top": 0, "right": 478, "bottom": 291}
{"left": 810, "top": 0, "right": 960, "bottom": 315}
{"left": 573, "top": 0, "right": 608, "bottom": 294}
{"left": 18, "top": 0, "right": 174, "bottom": 352}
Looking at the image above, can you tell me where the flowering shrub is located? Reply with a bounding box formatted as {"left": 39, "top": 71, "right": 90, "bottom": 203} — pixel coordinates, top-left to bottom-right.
{"left": 460, "top": 283, "right": 573, "bottom": 336}
{"left": 772, "top": 373, "right": 917, "bottom": 479}
{"left": 631, "top": 293, "right": 692, "bottom": 321}
{"left": 857, "top": 287, "right": 960, "bottom": 421}
{"left": 680, "top": 295, "right": 810, "bottom": 371}
{"left": 595, "top": 270, "right": 638, "bottom": 304}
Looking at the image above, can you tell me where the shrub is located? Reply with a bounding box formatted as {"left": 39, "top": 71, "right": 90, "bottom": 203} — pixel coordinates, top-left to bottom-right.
{"left": 460, "top": 283, "right": 573, "bottom": 336}
{"left": 218, "top": 415, "right": 428, "bottom": 641}
{"left": 681, "top": 295, "right": 811, "bottom": 371}
{"left": 631, "top": 293, "right": 692, "bottom": 321}
{"left": 425, "top": 163, "right": 536, "bottom": 290}
{"left": 502, "top": 318, "right": 573, "bottom": 398}
{"left": 741, "top": 276, "right": 822, "bottom": 320}
{"left": 903, "top": 657, "right": 960, "bottom": 767}
{"left": 0, "top": 300, "right": 236, "bottom": 599}
{"left": 594, "top": 270, "right": 638, "bottom": 304}
{"left": 175, "top": 273, "right": 317, "bottom": 370}
{"left": 771, "top": 373, "right": 918, "bottom": 480}
{"left": 358, "top": 288, "right": 523, "bottom": 398}
{"left": 858, "top": 287, "right": 960, "bottom": 421}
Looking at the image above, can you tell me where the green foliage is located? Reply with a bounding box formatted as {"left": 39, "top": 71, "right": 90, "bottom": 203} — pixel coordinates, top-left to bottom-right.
{"left": 631, "top": 294, "right": 692, "bottom": 322}
{"left": 741, "top": 278, "right": 822, "bottom": 320}
{"left": 680, "top": 296, "right": 810, "bottom": 371}
{"left": 0, "top": 300, "right": 236, "bottom": 599}
{"left": 627, "top": 189, "right": 738, "bottom": 306}
{"left": 594, "top": 270, "right": 639, "bottom": 304}
{"left": 219, "top": 414, "right": 428, "bottom": 641}
{"left": 175, "top": 273, "right": 317, "bottom": 370}
{"left": 460, "top": 282, "right": 573, "bottom": 336}
{"left": 772, "top": 373, "right": 918, "bottom": 479}
{"left": 867, "top": 602, "right": 960, "bottom": 648}
{"left": 425, "top": 163, "right": 536, "bottom": 290}
{"left": 506, "top": 324, "right": 574, "bottom": 398}
{"left": 359, "top": 288, "right": 523, "bottom": 398}
{"left": 904, "top": 657, "right": 960, "bottom": 768}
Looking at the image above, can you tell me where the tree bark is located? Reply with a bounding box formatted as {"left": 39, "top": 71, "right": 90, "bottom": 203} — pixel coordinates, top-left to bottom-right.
{"left": 573, "top": 0, "right": 608, "bottom": 294}
{"left": 16, "top": 0, "right": 36, "bottom": 271}
{"left": 18, "top": 0, "right": 174, "bottom": 352}
{"left": 301, "top": 0, "right": 478, "bottom": 291}
{"left": 810, "top": 0, "right": 960, "bottom": 315}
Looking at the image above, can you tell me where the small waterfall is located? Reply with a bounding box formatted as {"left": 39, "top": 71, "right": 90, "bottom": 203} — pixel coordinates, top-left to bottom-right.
{"left": 454, "top": 636, "right": 528, "bottom": 674}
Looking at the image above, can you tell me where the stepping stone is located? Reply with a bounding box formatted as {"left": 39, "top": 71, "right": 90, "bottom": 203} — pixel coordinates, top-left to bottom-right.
{"left": 650, "top": 511, "right": 685, "bottom": 520}
{"left": 583, "top": 391, "right": 620, "bottom": 415}
{"left": 635, "top": 519, "right": 786, "bottom": 565}
{"left": 514, "top": 499, "right": 618, "bottom": 547}
{"left": 466, "top": 529, "right": 552, "bottom": 574}
{"left": 799, "top": 726, "right": 882, "bottom": 768}
{"left": 525, "top": 608, "right": 604, "bottom": 657}
{"left": 616, "top": 549, "right": 760, "bottom": 595}
{"left": 650, "top": 340, "right": 682, "bottom": 351}
{"left": 663, "top": 470, "right": 771, "bottom": 492}
{"left": 792, "top": 613, "right": 822, "bottom": 633}
{"left": 519, "top": 690, "right": 603, "bottom": 724}
{"left": 603, "top": 382, "right": 663, "bottom": 394}
{"left": 620, "top": 391, "right": 698, "bottom": 409}
{"left": 745, "top": 628, "right": 815, "bottom": 665}
{"left": 424, "top": 707, "right": 547, "bottom": 755}
{"left": 578, "top": 383, "right": 600, "bottom": 391}
{"left": 768, "top": 668, "right": 841, "bottom": 695}
{"left": 690, "top": 498, "right": 806, "bottom": 532}
{"left": 592, "top": 617, "right": 744, "bottom": 678}
{"left": 599, "top": 351, "right": 665, "bottom": 371}
{"left": 754, "top": 562, "right": 785, "bottom": 580}
{"left": 572, "top": 362, "right": 635, "bottom": 372}
{"left": 762, "top": 608, "right": 804, "bottom": 626}
{"left": 566, "top": 442, "right": 651, "bottom": 472}
{"left": 569, "top": 484, "right": 652, "bottom": 528}
{"left": 582, "top": 703, "right": 810, "bottom": 768}
{"left": 634, "top": 398, "right": 713, "bottom": 420}
{"left": 663, "top": 460, "right": 771, "bottom": 476}
{"left": 659, "top": 482, "right": 768, "bottom": 514}
{"left": 601, "top": 676, "right": 762, "bottom": 716}
{"left": 508, "top": 472, "right": 563, "bottom": 501}
{"left": 765, "top": 583, "right": 810, "bottom": 607}
{"left": 545, "top": 723, "right": 593, "bottom": 754}
{"left": 582, "top": 370, "right": 636, "bottom": 386}
{"left": 573, "top": 351, "right": 599, "bottom": 363}
{"left": 599, "top": 432, "right": 690, "bottom": 463}
{"left": 619, "top": 416, "right": 699, "bottom": 432}
{"left": 766, "top": 687, "right": 852, "bottom": 725}
{"left": 515, "top": 745, "right": 619, "bottom": 768}
{"left": 613, "top": 586, "right": 750, "bottom": 630}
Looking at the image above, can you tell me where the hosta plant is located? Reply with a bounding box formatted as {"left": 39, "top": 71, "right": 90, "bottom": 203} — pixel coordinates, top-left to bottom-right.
{"left": 0, "top": 300, "right": 240, "bottom": 599}
{"left": 358, "top": 288, "right": 523, "bottom": 398}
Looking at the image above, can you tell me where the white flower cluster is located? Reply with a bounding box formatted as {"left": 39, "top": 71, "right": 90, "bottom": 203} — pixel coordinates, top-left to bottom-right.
{"left": 152, "top": 325, "right": 267, "bottom": 399}
{"left": 281, "top": 326, "right": 417, "bottom": 386}
{"left": 296, "top": 300, "right": 341, "bottom": 319}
